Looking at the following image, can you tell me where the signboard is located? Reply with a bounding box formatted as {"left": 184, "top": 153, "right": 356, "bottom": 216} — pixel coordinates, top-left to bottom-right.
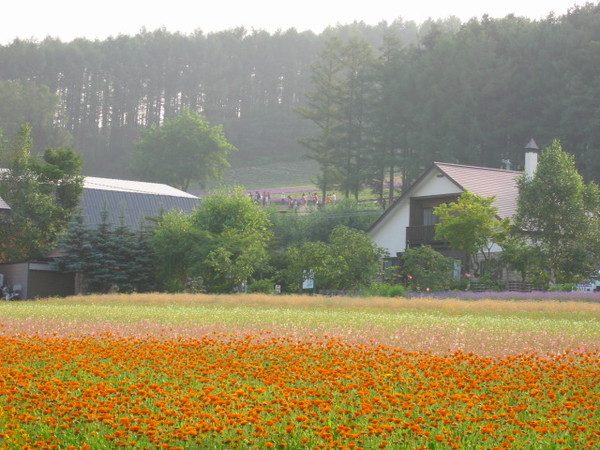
{"left": 302, "top": 270, "right": 315, "bottom": 290}
{"left": 576, "top": 283, "right": 594, "bottom": 292}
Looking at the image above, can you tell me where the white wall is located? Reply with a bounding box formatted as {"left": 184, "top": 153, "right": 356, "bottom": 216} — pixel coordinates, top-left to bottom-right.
{"left": 412, "top": 170, "right": 463, "bottom": 198}
{"left": 369, "top": 167, "right": 463, "bottom": 257}
{"left": 370, "top": 200, "right": 410, "bottom": 257}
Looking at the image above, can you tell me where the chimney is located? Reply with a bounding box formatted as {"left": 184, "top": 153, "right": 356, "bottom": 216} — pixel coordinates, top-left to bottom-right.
{"left": 524, "top": 138, "right": 539, "bottom": 178}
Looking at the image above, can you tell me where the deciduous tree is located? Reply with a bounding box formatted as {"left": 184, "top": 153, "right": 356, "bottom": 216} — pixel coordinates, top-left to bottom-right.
{"left": 152, "top": 187, "right": 273, "bottom": 293}
{"left": 283, "top": 225, "right": 385, "bottom": 291}
{"left": 0, "top": 125, "right": 83, "bottom": 262}
{"left": 513, "top": 140, "right": 600, "bottom": 283}
{"left": 191, "top": 188, "right": 273, "bottom": 292}
{"left": 132, "top": 109, "right": 236, "bottom": 191}
{"left": 151, "top": 210, "right": 202, "bottom": 292}
{"left": 434, "top": 190, "right": 509, "bottom": 275}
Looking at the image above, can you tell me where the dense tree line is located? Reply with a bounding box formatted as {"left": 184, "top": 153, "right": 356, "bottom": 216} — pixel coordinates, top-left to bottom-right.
{"left": 0, "top": 4, "right": 598, "bottom": 187}
{"left": 298, "top": 3, "right": 600, "bottom": 202}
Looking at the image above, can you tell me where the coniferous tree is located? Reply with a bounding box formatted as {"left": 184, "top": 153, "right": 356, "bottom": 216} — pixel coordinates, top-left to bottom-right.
{"left": 54, "top": 213, "right": 92, "bottom": 274}
{"left": 370, "top": 32, "right": 407, "bottom": 204}
{"left": 296, "top": 37, "right": 346, "bottom": 202}
{"left": 55, "top": 210, "right": 159, "bottom": 293}
{"left": 335, "top": 36, "right": 377, "bottom": 200}
{"left": 297, "top": 35, "right": 377, "bottom": 200}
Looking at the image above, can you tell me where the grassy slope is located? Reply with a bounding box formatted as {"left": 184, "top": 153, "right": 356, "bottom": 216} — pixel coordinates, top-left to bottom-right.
{"left": 206, "top": 159, "right": 318, "bottom": 191}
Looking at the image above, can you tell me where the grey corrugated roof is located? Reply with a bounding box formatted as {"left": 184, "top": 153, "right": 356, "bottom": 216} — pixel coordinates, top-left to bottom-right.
{"left": 81, "top": 176, "right": 200, "bottom": 229}
{"left": 0, "top": 194, "right": 10, "bottom": 210}
{"left": 1, "top": 170, "right": 199, "bottom": 225}
{"left": 435, "top": 162, "right": 521, "bottom": 219}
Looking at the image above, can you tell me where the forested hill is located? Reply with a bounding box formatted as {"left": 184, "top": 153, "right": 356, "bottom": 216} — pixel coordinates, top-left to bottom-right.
{"left": 0, "top": 3, "right": 598, "bottom": 189}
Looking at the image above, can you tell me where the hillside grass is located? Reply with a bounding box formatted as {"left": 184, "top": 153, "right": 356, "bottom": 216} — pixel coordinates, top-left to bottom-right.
{"left": 215, "top": 159, "right": 318, "bottom": 190}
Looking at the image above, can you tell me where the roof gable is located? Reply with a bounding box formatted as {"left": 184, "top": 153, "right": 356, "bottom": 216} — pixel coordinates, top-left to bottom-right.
{"left": 369, "top": 162, "right": 522, "bottom": 232}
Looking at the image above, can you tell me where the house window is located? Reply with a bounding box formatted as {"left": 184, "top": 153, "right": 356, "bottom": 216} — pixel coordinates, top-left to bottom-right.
{"left": 423, "top": 207, "right": 438, "bottom": 226}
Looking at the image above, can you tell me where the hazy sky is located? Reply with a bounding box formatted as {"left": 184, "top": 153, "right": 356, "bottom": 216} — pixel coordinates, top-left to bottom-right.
{"left": 1, "top": 1, "right": 584, "bottom": 44}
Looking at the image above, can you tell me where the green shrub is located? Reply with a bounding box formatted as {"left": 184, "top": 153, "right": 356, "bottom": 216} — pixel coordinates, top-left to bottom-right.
{"left": 451, "top": 277, "right": 470, "bottom": 291}
{"left": 184, "top": 276, "right": 206, "bottom": 294}
{"left": 548, "top": 283, "right": 577, "bottom": 292}
{"left": 248, "top": 279, "right": 277, "bottom": 294}
{"left": 400, "top": 246, "right": 454, "bottom": 292}
{"left": 361, "top": 283, "right": 406, "bottom": 297}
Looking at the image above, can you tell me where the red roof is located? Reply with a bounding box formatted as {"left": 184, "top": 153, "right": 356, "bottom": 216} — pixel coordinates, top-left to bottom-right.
{"left": 435, "top": 162, "right": 521, "bottom": 219}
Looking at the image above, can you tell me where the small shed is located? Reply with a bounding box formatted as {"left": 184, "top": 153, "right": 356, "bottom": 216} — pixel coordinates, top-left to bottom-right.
{"left": 0, "top": 261, "right": 75, "bottom": 299}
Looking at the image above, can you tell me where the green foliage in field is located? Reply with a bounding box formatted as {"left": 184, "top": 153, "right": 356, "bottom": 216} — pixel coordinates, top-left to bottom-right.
{"left": 360, "top": 283, "right": 406, "bottom": 297}
{"left": 269, "top": 198, "right": 380, "bottom": 248}
{"left": 153, "top": 188, "right": 273, "bottom": 293}
{"left": 282, "top": 225, "right": 385, "bottom": 292}
{"left": 398, "top": 246, "right": 455, "bottom": 292}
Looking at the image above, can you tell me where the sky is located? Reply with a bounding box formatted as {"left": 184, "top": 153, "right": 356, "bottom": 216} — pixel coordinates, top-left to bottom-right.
{"left": 1, "top": 1, "right": 585, "bottom": 45}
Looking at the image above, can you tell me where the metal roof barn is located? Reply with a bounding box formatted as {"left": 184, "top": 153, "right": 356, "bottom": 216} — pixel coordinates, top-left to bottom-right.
{"left": 81, "top": 176, "right": 201, "bottom": 229}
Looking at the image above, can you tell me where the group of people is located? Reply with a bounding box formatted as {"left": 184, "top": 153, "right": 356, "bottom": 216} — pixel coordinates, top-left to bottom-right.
{"left": 251, "top": 191, "right": 273, "bottom": 206}
{"left": 250, "top": 191, "right": 338, "bottom": 209}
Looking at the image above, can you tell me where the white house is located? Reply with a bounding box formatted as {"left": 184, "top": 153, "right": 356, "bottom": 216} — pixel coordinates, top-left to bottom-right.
{"left": 368, "top": 141, "right": 539, "bottom": 270}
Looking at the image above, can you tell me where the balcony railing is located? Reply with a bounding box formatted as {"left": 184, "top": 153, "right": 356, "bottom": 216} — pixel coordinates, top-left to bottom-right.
{"left": 406, "top": 225, "right": 448, "bottom": 249}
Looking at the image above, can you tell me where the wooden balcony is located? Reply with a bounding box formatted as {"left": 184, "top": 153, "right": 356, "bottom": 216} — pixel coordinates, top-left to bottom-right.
{"left": 406, "top": 225, "right": 448, "bottom": 249}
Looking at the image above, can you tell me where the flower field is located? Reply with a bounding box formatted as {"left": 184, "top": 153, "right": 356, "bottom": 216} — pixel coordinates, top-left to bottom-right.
{"left": 1, "top": 294, "right": 599, "bottom": 449}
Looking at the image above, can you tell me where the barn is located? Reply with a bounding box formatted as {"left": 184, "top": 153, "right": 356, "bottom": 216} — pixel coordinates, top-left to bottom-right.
{"left": 0, "top": 176, "right": 200, "bottom": 299}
